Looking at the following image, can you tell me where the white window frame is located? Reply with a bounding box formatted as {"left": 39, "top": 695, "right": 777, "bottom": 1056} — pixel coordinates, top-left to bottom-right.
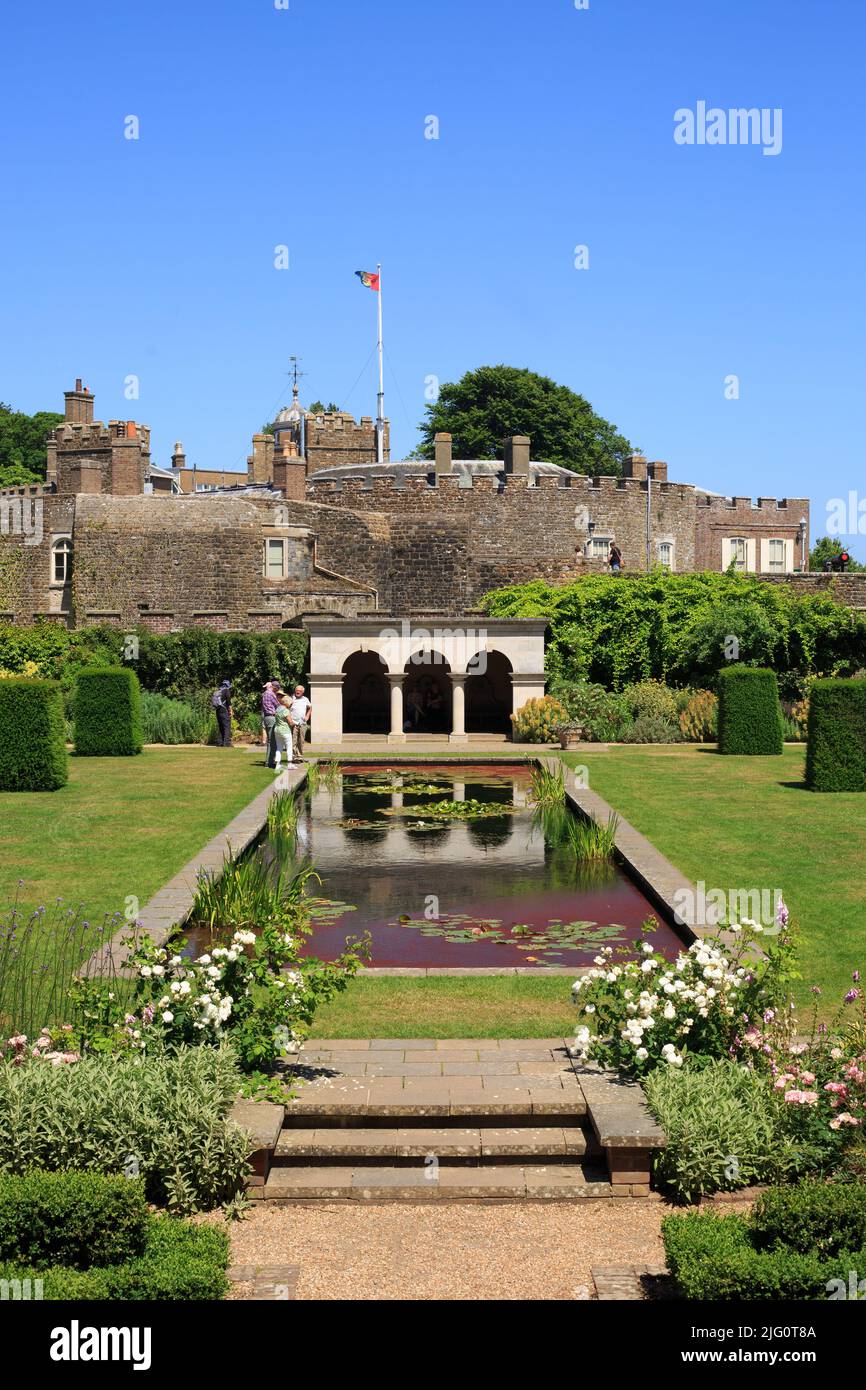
{"left": 51, "top": 537, "right": 72, "bottom": 586}
{"left": 588, "top": 534, "right": 613, "bottom": 560}
{"left": 657, "top": 539, "right": 675, "bottom": 571}
{"left": 263, "top": 537, "right": 289, "bottom": 580}
{"left": 760, "top": 537, "right": 793, "bottom": 574}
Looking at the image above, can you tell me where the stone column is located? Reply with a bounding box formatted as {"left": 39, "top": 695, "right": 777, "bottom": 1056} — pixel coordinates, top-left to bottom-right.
{"left": 449, "top": 674, "right": 468, "bottom": 744}
{"left": 388, "top": 674, "right": 406, "bottom": 743}
{"left": 510, "top": 673, "right": 547, "bottom": 735}
{"left": 308, "top": 673, "right": 344, "bottom": 744}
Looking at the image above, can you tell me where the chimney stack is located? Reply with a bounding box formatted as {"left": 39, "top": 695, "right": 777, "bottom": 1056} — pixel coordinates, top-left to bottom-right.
{"left": 171, "top": 441, "right": 186, "bottom": 471}
{"left": 434, "top": 432, "right": 452, "bottom": 477}
{"left": 64, "top": 379, "right": 94, "bottom": 425}
{"left": 622, "top": 454, "right": 648, "bottom": 480}
{"left": 503, "top": 435, "right": 530, "bottom": 475}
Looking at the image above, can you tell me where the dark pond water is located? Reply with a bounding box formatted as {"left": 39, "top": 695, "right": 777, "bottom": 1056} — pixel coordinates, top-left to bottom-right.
{"left": 279, "top": 765, "right": 683, "bottom": 969}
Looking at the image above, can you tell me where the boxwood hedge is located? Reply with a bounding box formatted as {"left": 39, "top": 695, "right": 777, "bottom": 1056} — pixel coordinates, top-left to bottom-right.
{"left": 0, "top": 1171, "right": 149, "bottom": 1269}
{"left": 0, "top": 677, "right": 68, "bottom": 790}
{"left": 805, "top": 677, "right": 866, "bottom": 791}
{"left": 73, "top": 667, "right": 143, "bottom": 757}
{"left": 717, "top": 666, "right": 783, "bottom": 755}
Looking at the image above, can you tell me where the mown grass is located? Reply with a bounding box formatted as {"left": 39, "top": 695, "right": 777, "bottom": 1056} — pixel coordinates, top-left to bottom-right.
{"left": 561, "top": 744, "right": 866, "bottom": 1007}
{"left": 0, "top": 747, "right": 274, "bottom": 921}
{"left": 308, "top": 975, "right": 576, "bottom": 1039}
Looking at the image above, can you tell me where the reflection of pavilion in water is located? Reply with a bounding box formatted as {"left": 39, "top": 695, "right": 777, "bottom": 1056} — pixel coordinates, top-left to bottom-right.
{"left": 302, "top": 778, "right": 546, "bottom": 870}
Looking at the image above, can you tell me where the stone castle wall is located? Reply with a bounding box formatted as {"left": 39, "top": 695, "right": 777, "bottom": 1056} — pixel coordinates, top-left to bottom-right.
{"left": 694, "top": 493, "right": 809, "bottom": 571}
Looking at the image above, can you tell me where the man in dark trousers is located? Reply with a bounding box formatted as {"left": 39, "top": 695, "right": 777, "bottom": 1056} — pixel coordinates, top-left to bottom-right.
{"left": 211, "top": 679, "right": 233, "bottom": 746}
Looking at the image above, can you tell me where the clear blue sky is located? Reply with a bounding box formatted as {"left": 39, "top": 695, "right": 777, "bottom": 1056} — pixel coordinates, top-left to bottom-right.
{"left": 2, "top": 0, "right": 864, "bottom": 552}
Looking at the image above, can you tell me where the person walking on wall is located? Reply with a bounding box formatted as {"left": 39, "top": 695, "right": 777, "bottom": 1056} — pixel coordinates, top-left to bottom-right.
{"left": 273, "top": 694, "right": 293, "bottom": 772}
{"left": 211, "top": 679, "right": 233, "bottom": 747}
{"left": 261, "top": 679, "right": 282, "bottom": 768}
{"left": 289, "top": 684, "right": 312, "bottom": 761}
{"left": 608, "top": 542, "right": 623, "bottom": 574}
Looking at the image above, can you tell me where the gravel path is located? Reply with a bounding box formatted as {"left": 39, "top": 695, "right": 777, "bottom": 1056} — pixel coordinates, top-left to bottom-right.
{"left": 228, "top": 1199, "right": 669, "bottom": 1300}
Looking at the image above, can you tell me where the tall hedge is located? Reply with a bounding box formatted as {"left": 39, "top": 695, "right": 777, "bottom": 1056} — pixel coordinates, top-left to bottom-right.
{"left": 0, "top": 678, "right": 68, "bottom": 790}
{"left": 717, "top": 667, "right": 783, "bottom": 755}
{"left": 74, "top": 667, "right": 143, "bottom": 756}
{"left": 805, "top": 678, "right": 866, "bottom": 791}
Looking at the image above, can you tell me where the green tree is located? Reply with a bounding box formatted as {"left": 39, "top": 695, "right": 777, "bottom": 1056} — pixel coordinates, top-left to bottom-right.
{"left": 809, "top": 536, "right": 864, "bottom": 573}
{"left": 415, "top": 365, "right": 634, "bottom": 475}
{"left": 308, "top": 401, "right": 341, "bottom": 414}
{"left": 0, "top": 403, "right": 63, "bottom": 485}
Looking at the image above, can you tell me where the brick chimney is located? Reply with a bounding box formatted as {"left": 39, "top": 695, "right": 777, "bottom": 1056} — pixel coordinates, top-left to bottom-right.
{"left": 248, "top": 433, "right": 275, "bottom": 485}
{"left": 622, "top": 454, "right": 648, "bottom": 480}
{"left": 171, "top": 441, "right": 186, "bottom": 471}
{"left": 503, "top": 435, "right": 530, "bottom": 475}
{"left": 646, "top": 460, "right": 668, "bottom": 482}
{"left": 434, "top": 432, "right": 452, "bottom": 477}
{"left": 64, "top": 378, "right": 94, "bottom": 424}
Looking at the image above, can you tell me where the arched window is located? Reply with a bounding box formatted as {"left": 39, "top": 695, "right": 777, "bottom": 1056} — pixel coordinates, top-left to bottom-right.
{"left": 51, "top": 538, "right": 72, "bottom": 584}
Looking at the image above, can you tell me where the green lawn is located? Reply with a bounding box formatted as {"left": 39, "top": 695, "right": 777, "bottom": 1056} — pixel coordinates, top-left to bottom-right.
{"left": 562, "top": 744, "right": 866, "bottom": 1007}
{"left": 308, "top": 975, "right": 576, "bottom": 1040}
{"left": 0, "top": 747, "right": 273, "bottom": 921}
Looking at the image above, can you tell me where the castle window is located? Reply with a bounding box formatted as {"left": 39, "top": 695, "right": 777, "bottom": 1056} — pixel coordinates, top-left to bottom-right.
{"left": 767, "top": 538, "right": 785, "bottom": 572}
{"left": 728, "top": 537, "right": 747, "bottom": 572}
{"left": 51, "top": 538, "right": 72, "bottom": 584}
{"left": 588, "top": 535, "right": 612, "bottom": 559}
{"left": 264, "top": 538, "right": 288, "bottom": 580}
{"left": 658, "top": 540, "right": 674, "bottom": 570}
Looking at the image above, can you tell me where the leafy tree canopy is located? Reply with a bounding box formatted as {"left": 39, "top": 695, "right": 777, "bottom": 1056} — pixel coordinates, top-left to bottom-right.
{"left": 0, "top": 403, "right": 63, "bottom": 486}
{"left": 809, "top": 536, "right": 864, "bottom": 573}
{"left": 308, "top": 401, "right": 341, "bottom": 415}
{"left": 415, "top": 365, "right": 635, "bottom": 476}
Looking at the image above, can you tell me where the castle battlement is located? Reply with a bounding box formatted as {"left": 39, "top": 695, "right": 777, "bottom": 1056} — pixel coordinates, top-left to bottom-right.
{"left": 698, "top": 494, "right": 808, "bottom": 511}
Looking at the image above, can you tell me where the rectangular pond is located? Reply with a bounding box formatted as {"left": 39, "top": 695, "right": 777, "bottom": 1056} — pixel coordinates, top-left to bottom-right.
{"left": 279, "top": 764, "right": 684, "bottom": 969}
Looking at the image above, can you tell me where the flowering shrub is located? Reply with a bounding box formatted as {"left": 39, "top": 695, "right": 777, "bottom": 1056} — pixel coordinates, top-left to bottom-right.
{"left": 510, "top": 696, "right": 569, "bottom": 744}
{"left": 571, "top": 915, "right": 797, "bottom": 1078}
{"left": 126, "top": 914, "right": 368, "bottom": 1072}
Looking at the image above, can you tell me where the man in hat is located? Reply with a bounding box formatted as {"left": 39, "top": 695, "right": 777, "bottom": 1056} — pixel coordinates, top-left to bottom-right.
{"left": 261, "top": 678, "right": 283, "bottom": 767}
{"left": 211, "top": 679, "right": 233, "bottom": 747}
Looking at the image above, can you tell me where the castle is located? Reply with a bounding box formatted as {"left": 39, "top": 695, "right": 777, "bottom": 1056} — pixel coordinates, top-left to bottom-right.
{"left": 0, "top": 378, "right": 821, "bottom": 741}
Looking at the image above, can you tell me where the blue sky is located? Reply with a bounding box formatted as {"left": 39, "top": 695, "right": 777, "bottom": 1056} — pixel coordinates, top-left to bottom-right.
{"left": 2, "top": 0, "right": 864, "bottom": 552}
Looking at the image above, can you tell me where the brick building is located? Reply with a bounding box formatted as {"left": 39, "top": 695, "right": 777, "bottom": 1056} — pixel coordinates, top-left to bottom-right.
{"left": 0, "top": 377, "right": 817, "bottom": 636}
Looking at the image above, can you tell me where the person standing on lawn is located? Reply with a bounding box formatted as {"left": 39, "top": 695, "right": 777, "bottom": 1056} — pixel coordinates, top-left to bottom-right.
{"left": 211, "top": 679, "right": 233, "bottom": 747}
{"left": 289, "top": 684, "right": 312, "bottom": 761}
{"left": 272, "top": 694, "right": 293, "bottom": 771}
{"left": 261, "top": 679, "right": 282, "bottom": 767}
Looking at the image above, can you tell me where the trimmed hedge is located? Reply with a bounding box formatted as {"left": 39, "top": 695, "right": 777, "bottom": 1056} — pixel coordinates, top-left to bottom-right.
{"left": 0, "top": 1170, "right": 148, "bottom": 1269}
{"left": 73, "top": 667, "right": 143, "bottom": 756}
{"left": 717, "top": 666, "right": 783, "bottom": 755}
{"left": 0, "top": 1214, "right": 229, "bottom": 1301}
{"left": 805, "top": 678, "right": 866, "bottom": 791}
{"left": 663, "top": 1181, "right": 866, "bottom": 1300}
{"left": 0, "top": 678, "right": 68, "bottom": 790}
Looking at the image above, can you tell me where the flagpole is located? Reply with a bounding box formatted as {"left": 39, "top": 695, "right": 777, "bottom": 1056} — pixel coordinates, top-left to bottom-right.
{"left": 376, "top": 263, "right": 384, "bottom": 463}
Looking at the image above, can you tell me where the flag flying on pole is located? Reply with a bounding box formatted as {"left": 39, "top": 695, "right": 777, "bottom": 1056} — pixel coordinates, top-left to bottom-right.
{"left": 355, "top": 269, "right": 380, "bottom": 291}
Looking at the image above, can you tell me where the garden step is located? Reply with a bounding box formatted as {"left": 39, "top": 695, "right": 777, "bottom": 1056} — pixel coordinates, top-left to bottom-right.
{"left": 260, "top": 1162, "right": 619, "bottom": 1202}
{"left": 273, "top": 1125, "right": 588, "bottom": 1162}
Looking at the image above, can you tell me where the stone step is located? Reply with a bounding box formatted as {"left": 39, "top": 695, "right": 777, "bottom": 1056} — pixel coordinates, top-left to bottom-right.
{"left": 259, "top": 1163, "right": 624, "bottom": 1202}
{"left": 273, "top": 1125, "right": 589, "bottom": 1163}
{"left": 285, "top": 1085, "right": 586, "bottom": 1121}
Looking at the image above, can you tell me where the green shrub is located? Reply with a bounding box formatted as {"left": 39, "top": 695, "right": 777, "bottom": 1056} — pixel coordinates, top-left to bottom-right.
{"left": 750, "top": 1181, "right": 866, "bottom": 1257}
{"left": 74, "top": 667, "right": 143, "bottom": 756}
{"left": 0, "top": 1171, "right": 148, "bottom": 1269}
{"left": 678, "top": 689, "right": 718, "bottom": 741}
{"left": 510, "top": 696, "right": 569, "bottom": 743}
{"left": 805, "top": 678, "right": 866, "bottom": 791}
{"left": 0, "top": 1048, "right": 250, "bottom": 1213}
{"left": 621, "top": 679, "right": 680, "bottom": 724}
{"left": 645, "top": 1060, "right": 802, "bottom": 1202}
{"left": 0, "top": 678, "right": 68, "bottom": 790}
{"left": 717, "top": 667, "right": 783, "bottom": 755}
{"left": 0, "top": 1215, "right": 229, "bottom": 1301}
{"left": 133, "top": 627, "right": 309, "bottom": 720}
{"left": 619, "top": 715, "right": 683, "bottom": 744}
{"left": 140, "top": 691, "right": 208, "bottom": 745}
{"left": 547, "top": 679, "right": 631, "bottom": 741}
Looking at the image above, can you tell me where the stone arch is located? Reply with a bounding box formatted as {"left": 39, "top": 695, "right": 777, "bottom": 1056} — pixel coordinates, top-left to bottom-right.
{"left": 341, "top": 650, "right": 389, "bottom": 733}
{"left": 465, "top": 649, "right": 513, "bottom": 734}
{"left": 403, "top": 649, "right": 451, "bottom": 734}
